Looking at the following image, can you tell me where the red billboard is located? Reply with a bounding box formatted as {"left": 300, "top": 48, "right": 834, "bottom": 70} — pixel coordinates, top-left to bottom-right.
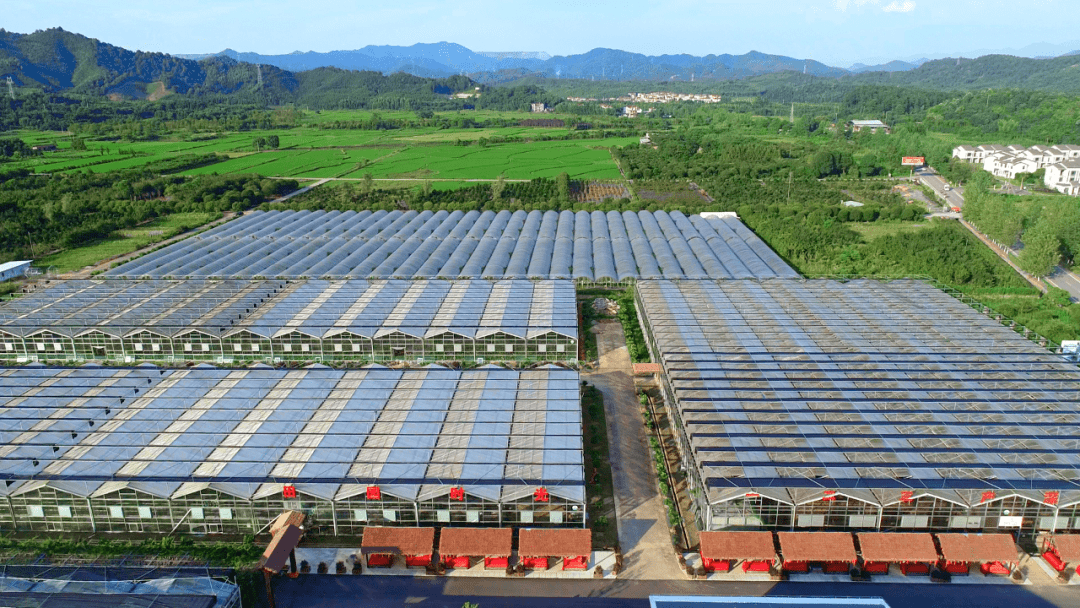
{"left": 902, "top": 156, "right": 926, "bottom": 166}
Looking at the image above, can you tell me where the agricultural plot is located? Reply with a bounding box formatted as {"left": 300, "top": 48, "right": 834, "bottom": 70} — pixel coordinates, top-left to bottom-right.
{"left": 570, "top": 181, "right": 631, "bottom": 202}
{"left": 182, "top": 148, "right": 387, "bottom": 177}
{"left": 392, "top": 127, "right": 567, "bottom": 143}
{"left": 83, "top": 154, "right": 173, "bottom": 173}
{"left": 6, "top": 125, "right": 632, "bottom": 180}
{"left": 301, "top": 109, "right": 418, "bottom": 124}
{"left": 342, "top": 140, "right": 625, "bottom": 180}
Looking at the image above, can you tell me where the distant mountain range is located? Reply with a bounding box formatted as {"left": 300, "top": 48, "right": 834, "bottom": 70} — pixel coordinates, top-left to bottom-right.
{"left": 847, "top": 60, "right": 922, "bottom": 74}
{"left": 175, "top": 41, "right": 1080, "bottom": 84}
{"left": 4, "top": 28, "right": 1080, "bottom": 102}
{"left": 175, "top": 42, "right": 849, "bottom": 83}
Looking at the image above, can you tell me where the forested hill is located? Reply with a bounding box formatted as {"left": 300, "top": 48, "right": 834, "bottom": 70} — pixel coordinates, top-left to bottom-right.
{"left": 0, "top": 28, "right": 506, "bottom": 114}
{"left": 848, "top": 54, "right": 1080, "bottom": 94}
{"left": 0, "top": 28, "right": 304, "bottom": 98}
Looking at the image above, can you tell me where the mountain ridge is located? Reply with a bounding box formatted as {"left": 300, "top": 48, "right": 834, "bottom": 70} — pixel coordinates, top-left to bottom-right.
{"left": 170, "top": 42, "right": 850, "bottom": 82}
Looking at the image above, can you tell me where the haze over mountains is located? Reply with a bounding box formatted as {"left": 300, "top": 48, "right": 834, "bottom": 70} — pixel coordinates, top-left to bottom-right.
{"left": 177, "top": 40, "right": 1080, "bottom": 82}
{"left": 177, "top": 43, "right": 850, "bottom": 82}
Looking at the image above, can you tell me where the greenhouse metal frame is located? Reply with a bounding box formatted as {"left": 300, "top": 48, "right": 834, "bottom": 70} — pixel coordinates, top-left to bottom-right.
{"left": 0, "top": 279, "right": 578, "bottom": 364}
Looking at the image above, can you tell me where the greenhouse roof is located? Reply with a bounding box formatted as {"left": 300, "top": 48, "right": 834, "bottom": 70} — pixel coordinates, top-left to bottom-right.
{"left": 105, "top": 209, "right": 799, "bottom": 280}
{"left": 0, "top": 280, "right": 282, "bottom": 338}
{"left": 0, "top": 365, "right": 584, "bottom": 502}
{"left": 637, "top": 278, "right": 1080, "bottom": 494}
{"left": 0, "top": 279, "right": 577, "bottom": 343}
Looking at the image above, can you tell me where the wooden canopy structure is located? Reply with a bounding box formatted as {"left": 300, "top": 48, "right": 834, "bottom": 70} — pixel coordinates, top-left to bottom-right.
{"left": 1049, "top": 535, "right": 1080, "bottom": 562}
{"left": 936, "top": 533, "right": 1017, "bottom": 575}
{"left": 1044, "top": 535, "right": 1080, "bottom": 573}
{"left": 518, "top": 528, "right": 591, "bottom": 570}
{"left": 268, "top": 510, "right": 305, "bottom": 538}
{"left": 698, "top": 531, "right": 776, "bottom": 572}
{"left": 260, "top": 525, "right": 303, "bottom": 573}
{"left": 361, "top": 526, "right": 435, "bottom": 568}
{"left": 778, "top": 532, "right": 857, "bottom": 574}
{"left": 857, "top": 532, "right": 938, "bottom": 575}
{"left": 439, "top": 527, "right": 513, "bottom": 570}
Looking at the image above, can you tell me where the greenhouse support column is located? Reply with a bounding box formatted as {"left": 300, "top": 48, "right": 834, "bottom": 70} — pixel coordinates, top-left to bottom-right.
{"left": 413, "top": 502, "right": 420, "bottom": 527}
{"left": 331, "top": 501, "right": 338, "bottom": 536}
{"left": 705, "top": 503, "right": 712, "bottom": 532}
{"left": 877, "top": 505, "right": 883, "bottom": 531}
{"left": 5, "top": 496, "right": 14, "bottom": 530}
{"left": 249, "top": 503, "right": 259, "bottom": 535}
{"left": 86, "top": 497, "right": 97, "bottom": 532}
{"left": 1052, "top": 507, "right": 1059, "bottom": 534}
{"left": 67, "top": 337, "right": 77, "bottom": 362}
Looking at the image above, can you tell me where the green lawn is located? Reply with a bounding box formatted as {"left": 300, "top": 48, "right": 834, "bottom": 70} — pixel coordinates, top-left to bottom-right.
{"left": 848, "top": 221, "right": 934, "bottom": 240}
{"left": 35, "top": 212, "right": 220, "bottom": 273}
{"left": 342, "top": 140, "right": 627, "bottom": 180}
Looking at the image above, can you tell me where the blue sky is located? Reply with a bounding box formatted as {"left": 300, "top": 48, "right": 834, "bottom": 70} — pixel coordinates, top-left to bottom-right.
{"left": 5, "top": 0, "right": 1079, "bottom": 67}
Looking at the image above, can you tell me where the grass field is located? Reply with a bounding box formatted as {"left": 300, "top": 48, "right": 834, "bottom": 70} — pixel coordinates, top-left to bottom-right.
{"left": 36, "top": 212, "right": 220, "bottom": 273}
{"left": 342, "top": 140, "right": 628, "bottom": 180}
{"left": 848, "top": 221, "right": 934, "bottom": 240}
{"left": 7, "top": 117, "right": 632, "bottom": 180}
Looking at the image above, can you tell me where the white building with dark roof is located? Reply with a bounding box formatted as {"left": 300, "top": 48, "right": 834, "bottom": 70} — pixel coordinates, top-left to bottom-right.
{"left": 1044, "top": 159, "right": 1080, "bottom": 196}
{"left": 952, "top": 145, "right": 979, "bottom": 161}
{"left": 850, "top": 120, "right": 890, "bottom": 134}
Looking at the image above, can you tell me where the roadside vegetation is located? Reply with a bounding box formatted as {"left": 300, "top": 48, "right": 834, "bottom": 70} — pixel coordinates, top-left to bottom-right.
{"left": 581, "top": 383, "right": 617, "bottom": 548}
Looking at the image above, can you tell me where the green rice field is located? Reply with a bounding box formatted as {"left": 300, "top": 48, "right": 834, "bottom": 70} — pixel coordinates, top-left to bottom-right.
{"left": 4, "top": 110, "right": 634, "bottom": 180}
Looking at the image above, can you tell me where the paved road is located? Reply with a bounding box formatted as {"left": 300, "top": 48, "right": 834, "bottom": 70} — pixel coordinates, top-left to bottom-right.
{"left": 915, "top": 167, "right": 965, "bottom": 209}
{"left": 267, "top": 574, "right": 1080, "bottom": 608}
{"left": 584, "top": 321, "right": 683, "bottom": 581}
{"left": 1046, "top": 266, "right": 1080, "bottom": 303}
{"left": 916, "top": 167, "right": 1080, "bottom": 303}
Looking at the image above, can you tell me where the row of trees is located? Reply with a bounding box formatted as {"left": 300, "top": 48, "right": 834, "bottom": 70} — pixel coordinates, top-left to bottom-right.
{"left": 963, "top": 169, "right": 1080, "bottom": 276}
{"left": 0, "top": 165, "right": 296, "bottom": 260}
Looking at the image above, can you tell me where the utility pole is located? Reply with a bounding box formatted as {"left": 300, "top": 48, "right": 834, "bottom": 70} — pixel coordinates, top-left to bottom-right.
{"left": 5, "top": 76, "right": 13, "bottom": 100}
{"left": 257, "top": 65, "right": 263, "bottom": 89}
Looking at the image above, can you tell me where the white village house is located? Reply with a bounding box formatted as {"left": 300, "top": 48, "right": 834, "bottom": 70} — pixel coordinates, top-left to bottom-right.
{"left": 952, "top": 143, "right": 1080, "bottom": 195}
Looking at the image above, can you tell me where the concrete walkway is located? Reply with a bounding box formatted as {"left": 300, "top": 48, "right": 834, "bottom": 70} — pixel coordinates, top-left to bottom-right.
{"left": 584, "top": 321, "right": 683, "bottom": 581}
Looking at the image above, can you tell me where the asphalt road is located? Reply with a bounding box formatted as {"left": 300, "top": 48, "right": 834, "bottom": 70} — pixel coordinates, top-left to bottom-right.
{"left": 267, "top": 575, "right": 1080, "bottom": 608}
{"left": 1046, "top": 266, "right": 1080, "bottom": 303}
{"left": 914, "top": 168, "right": 965, "bottom": 209}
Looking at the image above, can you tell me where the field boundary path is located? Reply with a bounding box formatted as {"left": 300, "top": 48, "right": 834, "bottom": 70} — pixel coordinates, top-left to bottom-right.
{"left": 58, "top": 212, "right": 236, "bottom": 279}
{"left": 270, "top": 176, "right": 533, "bottom": 183}
{"left": 274, "top": 178, "right": 331, "bottom": 201}
{"left": 584, "top": 321, "right": 683, "bottom": 581}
